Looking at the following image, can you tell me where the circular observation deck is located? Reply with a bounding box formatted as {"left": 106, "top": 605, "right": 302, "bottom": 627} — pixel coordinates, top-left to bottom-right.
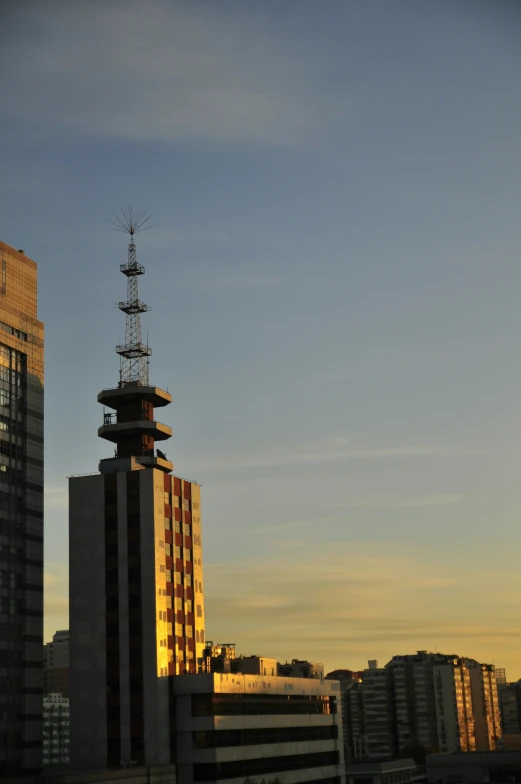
{"left": 98, "top": 384, "right": 172, "bottom": 410}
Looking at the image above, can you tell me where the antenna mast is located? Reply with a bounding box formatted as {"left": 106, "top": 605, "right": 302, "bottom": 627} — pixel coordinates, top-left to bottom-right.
{"left": 109, "top": 207, "right": 155, "bottom": 387}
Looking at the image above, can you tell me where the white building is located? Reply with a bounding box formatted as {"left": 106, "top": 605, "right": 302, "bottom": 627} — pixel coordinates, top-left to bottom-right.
{"left": 172, "top": 672, "right": 345, "bottom": 784}
{"left": 43, "top": 693, "right": 70, "bottom": 767}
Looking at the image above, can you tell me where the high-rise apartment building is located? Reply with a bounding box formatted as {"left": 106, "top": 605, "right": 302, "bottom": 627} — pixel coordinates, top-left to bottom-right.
{"left": 43, "top": 629, "right": 69, "bottom": 697}
{"left": 69, "top": 226, "right": 205, "bottom": 769}
{"left": 387, "top": 652, "right": 476, "bottom": 754}
{"left": 326, "top": 670, "right": 365, "bottom": 762}
{"left": 431, "top": 656, "right": 475, "bottom": 753}
{"left": 363, "top": 663, "right": 394, "bottom": 759}
{"left": 0, "top": 241, "right": 44, "bottom": 777}
{"left": 466, "top": 660, "right": 501, "bottom": 750}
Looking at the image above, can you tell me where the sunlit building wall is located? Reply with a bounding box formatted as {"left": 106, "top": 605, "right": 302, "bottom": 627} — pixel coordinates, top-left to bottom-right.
{"left": 466, "top": 660, "right": 501, "bottom": 750}
{"left": 172, "top": 672, "right": 346, "bottom": 784}
{"left": 432, "top": 657, "right": 475, "bottom": 753}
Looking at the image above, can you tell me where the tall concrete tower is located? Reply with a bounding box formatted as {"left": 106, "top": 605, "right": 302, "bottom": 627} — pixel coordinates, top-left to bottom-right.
{"left": 69, "top": 212, "right": 205, "bottom": 770}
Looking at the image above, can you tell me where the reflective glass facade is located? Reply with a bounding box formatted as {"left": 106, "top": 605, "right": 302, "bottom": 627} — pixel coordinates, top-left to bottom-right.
{"left": 0, "top": 242, "right": 44, "bottom": 777}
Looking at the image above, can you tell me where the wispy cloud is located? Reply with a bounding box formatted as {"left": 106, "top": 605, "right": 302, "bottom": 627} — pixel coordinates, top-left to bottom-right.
{"left": 204, "top": 547, "right": 521, "bottom": 673}
{"left": 329, "top": 494, "right": 465, "bottom": 509}
{"left": 1, "top": 1, "right": 338, "bottom": 146}
{"left": 194, "top": 443, "right": 488, "bottom": 473}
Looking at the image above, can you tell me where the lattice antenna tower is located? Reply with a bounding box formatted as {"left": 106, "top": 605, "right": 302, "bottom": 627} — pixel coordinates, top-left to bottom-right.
{"left": 108, "top": 207, "right": 156, "bottom": 387}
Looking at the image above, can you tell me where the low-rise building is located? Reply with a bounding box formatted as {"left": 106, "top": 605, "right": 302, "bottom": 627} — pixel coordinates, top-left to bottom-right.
{"left": 278, "top": 660, "right": 325, "bottom": 679}
{"left": 43, "top": 693, "right": 70, "bottom": 767}
{"left": 426, "top": 751, "right": 521, "bottom": 784}
{"left": 345, "top": 758, "right": 425, "bottom": 784}
{"left": 201, "top": 643, "right": 277, "bottom": 677}
{"left": 171, "top": 672, "right": 345, "bottom": 784}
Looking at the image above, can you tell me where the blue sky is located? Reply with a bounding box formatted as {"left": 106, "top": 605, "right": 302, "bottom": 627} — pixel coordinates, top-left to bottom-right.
{"left": 2, "top": 0, "right": 521, "bottom": 676}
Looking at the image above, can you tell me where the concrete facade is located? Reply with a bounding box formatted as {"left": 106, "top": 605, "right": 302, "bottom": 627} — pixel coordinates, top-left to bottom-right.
{"left": 326, "top": 671, "right": 365, "bottom": 762}
{"left": 70, "top": 467, "right": 205, "bottom": 770}
{"left": 172, "top": 672, "right": 345, "bottom": 784}
{"left": 362, "top": 666, "right": 393, "bottom": 760}
{"left": 466, "top": 660, "right": 501, "bottom": 751}
{"left": 386, "top": 652, "right": 477, "bottom": 754}
{"left": 44, "top": 629, "right": 70, "bottom": 697}
{"left": 43, "top": 693, "right": 70, "bottom": 767}
{"left": 0, "top": 241, "right": 44, "bottom": 776}
{"left": 499, "top": 681, "right": 521, "bottom": 735}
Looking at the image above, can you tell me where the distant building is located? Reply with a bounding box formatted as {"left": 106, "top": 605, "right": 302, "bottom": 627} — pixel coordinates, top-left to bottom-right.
{"left": 363, "top": 663, "right": 394, "bottom": 760}
{"left": 326, "top": 669, "right": 365, "bottom": 762}
{"left": 499, "top": 681, "right": 521, "bottom": 734}
{"left": 43, "top": 693, "right": 70, "bottom": 767}
{"left": 44, "top": 630, "right": 70, "bottom": 697}
{"left": 278, "top": 659, "right": 324, "bottom": 679}
{"left": 466, "top": 659, "right": 501, "bottom": 750}
{"left": 201, "top": 642, "right": 277, "bottom": 677}
{"left": 201, "top": 641, "right": 237, "bottom": 672}
{"left": 328, "top": 652, "right": 500, "bottom": 762}
{"left": 386, "top": 651, "right": 477, "bottom": 754}
{"left": 172, "top": 671, "right": 345, "bottom": 784}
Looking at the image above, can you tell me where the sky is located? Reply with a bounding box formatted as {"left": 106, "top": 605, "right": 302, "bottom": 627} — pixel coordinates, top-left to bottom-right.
{"left": 1, "top": 0, "right": 521, "bottom": 677}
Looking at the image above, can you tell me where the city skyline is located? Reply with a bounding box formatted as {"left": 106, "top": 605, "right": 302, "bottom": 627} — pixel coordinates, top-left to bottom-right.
{"left": 2, "top": 1, "right": 521, "bottom": 678}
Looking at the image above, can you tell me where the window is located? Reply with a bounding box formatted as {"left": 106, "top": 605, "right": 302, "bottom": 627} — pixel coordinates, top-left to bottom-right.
{"left": 185, "top": 574, "right": 192, "bottom": 587}
{"left": 174, "top": 546, "right": 181, "bottom": 559}
{"left": 175, "top": 598, "right": 183, "bottom": 611}
{"left": 1, "top": 262, "right": 5, "bottom": 296}
{"left": 183, "top": 523, "right": 191, "bottom": 536}
{"left": 174, "top": 520, "right": 181, "bottom": 534}
{"left": 184, "top": 549, "right": 191, "bottom": 562}
{"left": 185, "top": 599, "right": 192, "bottom": 612}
